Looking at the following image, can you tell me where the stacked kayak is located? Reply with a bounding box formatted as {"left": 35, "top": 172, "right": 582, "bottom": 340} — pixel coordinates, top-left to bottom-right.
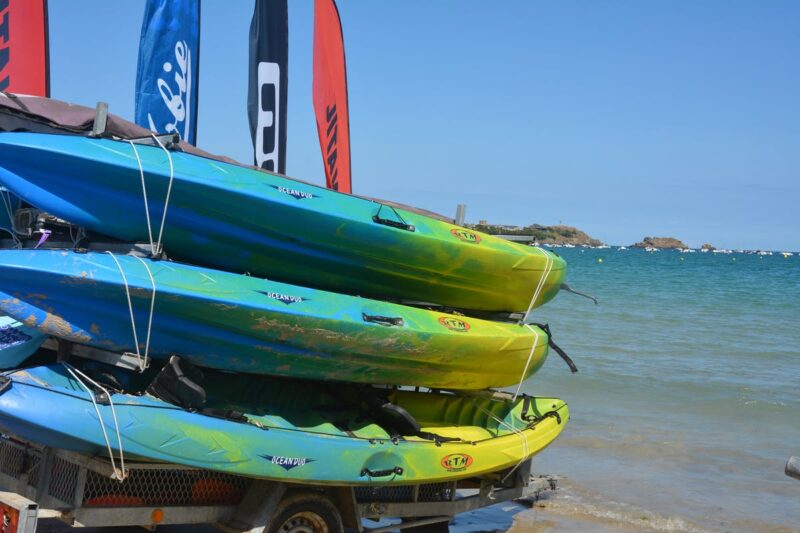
{"left": 0, "top": 249, "right": 549, "bottom": 389}
{"left": 0, "top": 362, "right": 569, "bottom": 485}
{"left": 0, "top": 132, "right": 565, "bottom": 314}
{"left": 0, "top": 106, "right": 572, "bottom": 487}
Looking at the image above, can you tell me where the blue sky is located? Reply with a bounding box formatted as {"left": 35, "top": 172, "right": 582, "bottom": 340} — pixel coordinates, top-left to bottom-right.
{"left": 49, "top": 1, "right": 799, "bottom": 249}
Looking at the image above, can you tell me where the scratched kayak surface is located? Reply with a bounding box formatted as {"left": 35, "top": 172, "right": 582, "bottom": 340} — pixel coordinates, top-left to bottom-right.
{"left": 0, "top": 249, "right": 551, "bottom": 389}
{"left": 0, "top": 132, "right": 566, "bottom": 314}
{"left": 0, "top": 364, "right": 569, "bottom": 485}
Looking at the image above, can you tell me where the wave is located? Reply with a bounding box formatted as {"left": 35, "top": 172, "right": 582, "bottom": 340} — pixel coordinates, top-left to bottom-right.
{"left": 511, "top": 480, "right": 798, "bottom": 533}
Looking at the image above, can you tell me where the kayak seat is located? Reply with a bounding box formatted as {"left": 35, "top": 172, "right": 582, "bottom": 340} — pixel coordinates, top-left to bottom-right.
{"left": 146, "top": 356, "right": 207, "bottom": 410}
{"left": 377, "top": 402, "right": 421, "bottom": 436}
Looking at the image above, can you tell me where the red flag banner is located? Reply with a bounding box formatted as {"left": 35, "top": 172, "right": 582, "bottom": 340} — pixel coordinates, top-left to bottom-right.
{"left": 312, "top": 0, "right": 351, "bottom": 193}
{"left": 0, "top": 0, "right": 49, "bottom": 96}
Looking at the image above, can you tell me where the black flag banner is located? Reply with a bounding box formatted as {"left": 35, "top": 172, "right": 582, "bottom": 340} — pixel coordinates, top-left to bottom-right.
{"left": 248, "top": 0, "right": 288, "bottom": 174}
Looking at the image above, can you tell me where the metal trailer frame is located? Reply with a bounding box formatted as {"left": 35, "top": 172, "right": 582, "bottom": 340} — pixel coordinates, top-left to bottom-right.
{"left": 0, "top": 433, "right": 556, "bottom": 532}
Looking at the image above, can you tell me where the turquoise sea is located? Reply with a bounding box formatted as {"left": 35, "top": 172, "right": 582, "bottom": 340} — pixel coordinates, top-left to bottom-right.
{"left": 515, "top": 248, "right": 800, "bottom": 532}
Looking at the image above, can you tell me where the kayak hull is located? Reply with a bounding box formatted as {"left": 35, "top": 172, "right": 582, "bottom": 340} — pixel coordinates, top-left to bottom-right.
{"left": 0, "top": 249, "right": 550, "bottom": 389}
{"left": 0, "top": 365, "right": 569, "bottom": 485}
{"left": 0, "top": 132, "right": 566, "bottom": 313}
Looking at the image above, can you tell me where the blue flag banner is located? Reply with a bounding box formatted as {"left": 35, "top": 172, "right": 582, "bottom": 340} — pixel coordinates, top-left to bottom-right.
{"left": 248, "top": 0, "right": 288, "bottom": 174}
{"left": 135, "top": 0, "right": 200, "bottom": 145}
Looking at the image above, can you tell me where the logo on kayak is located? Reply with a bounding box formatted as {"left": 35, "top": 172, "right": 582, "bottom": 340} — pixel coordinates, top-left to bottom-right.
{"left": 261, "top": 454, "right": 315, "bottom": 471}
{"left": 258, "top": 291, "right": 308, "bottom": 305}
{"left": 450, "top": 229, "right": 481, "bottom": 244}
{"left": 270, "top": 185, "right": 317, "bottom": 200}
{"left": 438, "top": 317, "right": 470, "bottom": 333}
{"left": 441, "top": 454, "right": 473, "bottom": 472}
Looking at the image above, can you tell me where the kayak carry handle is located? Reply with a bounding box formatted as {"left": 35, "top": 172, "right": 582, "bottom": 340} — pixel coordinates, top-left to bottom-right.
{"left": 361, "top": 466, "right": 404, "bottom": 478}
{"left": 372, "top": 204, "right": 415, "bottom": 232}
{"left": 373, "top": 215, "right": 415, "bottom": 232}
{"left": 362, "top": 313, "right": 405, "bottom": 327}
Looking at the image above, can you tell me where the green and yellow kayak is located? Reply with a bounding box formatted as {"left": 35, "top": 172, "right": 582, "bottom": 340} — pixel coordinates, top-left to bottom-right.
{"left": 0, "top": 132, "right": 566, "bottom": 313}
{"left": 0, "top": 362, "right": 569, "bottom": 485}
{"left": 0, "top": 249, "right": 551, "bottom": 389}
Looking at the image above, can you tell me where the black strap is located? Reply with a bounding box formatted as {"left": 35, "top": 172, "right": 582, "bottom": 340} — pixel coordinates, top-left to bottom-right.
{"left": 521, "top": 395, "right": 532, "bottom": 421}
{"left": 533, "top": 323, "right": 578, "bottom": 373}
{"left": 560, "top": 283, "right": 598, "bottom": 304}
{"left": 538, "top": 410, "right": 562, "bottom": 425}
{"left": 418, "top": 430, "right": 461, "bottom": 446}
{"left": 200, "top": 408, "right": 250, "bottom": 424}
{"left": 519, "top": 395, "right": 563, "bottom": 426}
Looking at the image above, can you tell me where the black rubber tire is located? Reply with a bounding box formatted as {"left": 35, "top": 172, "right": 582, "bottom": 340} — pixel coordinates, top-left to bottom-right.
{"left": 266, "top": 492, "right": 344, "bottom": 533}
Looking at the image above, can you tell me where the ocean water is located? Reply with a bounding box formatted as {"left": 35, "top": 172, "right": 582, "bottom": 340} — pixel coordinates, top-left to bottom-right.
{"left": 515, "top": 248, "right": 800, "bottom": 532}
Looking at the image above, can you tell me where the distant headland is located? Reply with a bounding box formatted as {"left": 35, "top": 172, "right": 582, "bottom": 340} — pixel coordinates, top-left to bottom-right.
{"left": 630, "top": 237, "right": 720, "bottom": 250}
{"left": 468, "top": 222, "right": 797, "bottom": 255}
{"left": 469, "top": 222, "right": 603, "bottom": 246}
{"left": 469, "top": 222, "right": 719, "bottom": 250}
{"left": 631, "top": 236, "right": 688, "bottom": 249}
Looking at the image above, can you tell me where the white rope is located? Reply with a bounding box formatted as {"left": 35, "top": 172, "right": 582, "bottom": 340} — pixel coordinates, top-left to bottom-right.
{"left": 68, "top": 224, "right": 86, "bottom": 248}
{"left": 128, "top": 141, "right": 155, "bottom": 251}
{"left": 128, "top": 135, "right": 175, "bottom": 256}
{"left": 151, "top": 134, "right": 175, "bottom": 255}
{"left": 476, "top": 402, "right": 530, "bottom": 482}
{"left": 104, "top": 251, "right": 155, "bottom": 372}
{"left": 512, "top": 324, "right": 541, "bottom": 402}
{"left": 0, "top": 188, "right": 21, "bottom": 248}
{"left": 521, "top": 247, "right": 554, "bottom": 324}
{"left": 133, "top": 256, "right": 157, "bottom": 362}
{"left": 62, "top": 363, "right": 127, "bottom": 481}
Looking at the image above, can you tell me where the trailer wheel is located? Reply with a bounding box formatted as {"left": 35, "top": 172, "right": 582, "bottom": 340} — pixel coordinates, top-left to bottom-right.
{"left": 267, "top": 492, "right": 344, "bottom": 533}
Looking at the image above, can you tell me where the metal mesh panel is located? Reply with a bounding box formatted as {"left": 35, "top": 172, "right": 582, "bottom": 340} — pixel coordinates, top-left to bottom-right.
{"left": 418, "top": 482, "right": 454, "bottom": 502}
{"left": 0, "top": 438, "right": 41, "bottom": 484}
{"left": 0, "top": 439, "right": 26, "bottom": 479}
{"left": 82, "top": 468, "right": 250, "bottom": 507}
{"left": 27, "top": 457, "right": 40, "bottom": 488}
{"left": 47, "top": 456, "right": 80, "bottom": 504}
{"left": 355, "top": 482, "right": 454, "bottom": 504}
{"left": 355, "top": 485, "right": 414, "bottom": 503}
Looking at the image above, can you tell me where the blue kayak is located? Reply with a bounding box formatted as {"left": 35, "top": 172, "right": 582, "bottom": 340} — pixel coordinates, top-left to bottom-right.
{"left": 0, "top": 364, "right": 569, "bottom": 485}
{"left": 0, "top": 249, "right": 550, "bottom": 389}
{"left": 0, "top": 132, "right": 566, "bottom": 314}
